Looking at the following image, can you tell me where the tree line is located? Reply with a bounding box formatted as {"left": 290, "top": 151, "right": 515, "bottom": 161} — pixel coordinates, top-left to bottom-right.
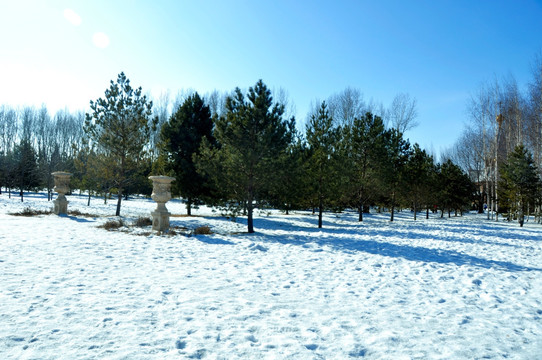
{"left": 1, "top": 72, "right": 481, "bottom": 232}
{"left": 447, "top": 54, "right": 542, "bottom": 226}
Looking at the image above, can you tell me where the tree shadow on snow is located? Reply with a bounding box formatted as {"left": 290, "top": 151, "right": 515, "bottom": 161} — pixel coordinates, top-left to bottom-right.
{"left": 58, "top": 214, "right": 94, "bottom": 223}
{"left": 195, "top": 237, "right": 235, "bottom": 245}
{"left": 250, "top": 216, "right": 542, "bottom": 273}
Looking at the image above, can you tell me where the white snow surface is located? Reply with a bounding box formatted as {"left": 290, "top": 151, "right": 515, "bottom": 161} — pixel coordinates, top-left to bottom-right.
{"left": 1, "top": 192, "right": 542, "bottom": 359}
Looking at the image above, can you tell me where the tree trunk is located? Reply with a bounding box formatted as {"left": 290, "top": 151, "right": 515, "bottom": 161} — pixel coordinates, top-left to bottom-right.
{"left": 358, "top": 203, "right": 363, "bottom": 222}
{"left": 318, "top": 165, "right": 323, "bottom": 228}
{"left": 390, "top": 192, "right": 395, "bottom": 222}
{"left": 318, "top": 196, "right": 323, "bottom": 228}
{"left": 247, "top": 180, "right": 254, "bottom": 233}
{"left": 87, "top": 190, "right": 91, "bottom": 206}
{"left": 47, "top": 174, "right": 52, "bottom": 201}
{"left": 478, "top": 192, "right": 484, "bottom": 213}
{"left": 116, "top": 188, "right": 122, "bottom": 216}
{"left": 187, "top": 199, "right": 192, "bottom": 216}
{"left": 116, "top": 156, "right": 125, "bottom": 216}
{"left": 247, "top": 199, "right": 254, "bottom": 233}
{"left": 413, "top": 201, "right": 417, "bottom": 221}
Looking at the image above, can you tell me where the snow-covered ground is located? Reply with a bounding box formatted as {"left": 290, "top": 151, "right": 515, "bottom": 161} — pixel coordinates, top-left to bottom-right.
{"left": 1, "top": 192, "right": 541, "bottom": 359}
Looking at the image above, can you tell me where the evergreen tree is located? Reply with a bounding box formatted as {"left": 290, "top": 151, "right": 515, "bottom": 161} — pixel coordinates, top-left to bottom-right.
{"left": 1, "top": 150, "right": 17, "bottom": 198}
{"left": 267, "top": 127, "right": 307, "bottom": 215}
{"left": 160, "top": 93, "right": 214, "bottom": 215}
{"left": 437, "top": 159, "right": 476, "bottom": 217}
{"left": 84, "top": 72, "right": 157, "bottom": 216}
{"left": 199, "top": 80, "right": 293, "bottom": 233}
{"left": 382, "top": 129, "right": 410, "bottom": 221}
{"left": 306, "top": 101, "right": 339, "bottom": 228}
{"left": 345, "top": 112, "right": 387, "bottom": 221}
{"left": 73, "top": 144, "right": 99, "bottom": 206}
{"left": 123, "top": 155, "right": 153, "bottom": 198}
{"left": 13, "top": 139, "right": 40, "bottom": 201}
{"left": 498, "top": 144, "right": 540, "bottom": 226}
{"left": 404, "top": 144, "right": 435, "bottom": 220}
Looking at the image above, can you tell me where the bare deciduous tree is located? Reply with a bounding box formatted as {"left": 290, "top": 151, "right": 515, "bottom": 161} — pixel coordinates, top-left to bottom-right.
{"left": 327, "top": 87, "right": 366, "bottom": 127}
{"left": 388, "top": 93, "right": 418, "bottom": 134}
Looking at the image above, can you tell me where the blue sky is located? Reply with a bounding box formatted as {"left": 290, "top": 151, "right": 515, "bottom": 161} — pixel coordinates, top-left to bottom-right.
{"left": 1, "top": 0, "right": 541, "bottom": 154}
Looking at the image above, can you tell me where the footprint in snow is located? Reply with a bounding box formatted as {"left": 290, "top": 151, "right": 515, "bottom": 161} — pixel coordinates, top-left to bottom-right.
{"left": 349, "top": 346, "right": 368, "bottom": 357}
{"left": 248, "top": 243, "right": 268, "bottom": 252}
{"left": 246, "top": 335, "right": 258, "bottom": 343}
{"left": 188, "top": 349, "right": 206, "bottom": 359}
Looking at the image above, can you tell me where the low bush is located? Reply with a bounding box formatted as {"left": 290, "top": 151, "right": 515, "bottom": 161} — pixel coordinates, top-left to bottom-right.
{"left": 68, "top": 209, "right": 99, "bottom": 217}
{"left": 193, "top": 226, "right": 212, "bottom": 235}
{"left": 134, "top": 216, "right": 153, "bottom": 227}
{"left": 9, "top": 207, "right": 51, "bottom": 216}
{"left": 99, "top": 219, "right": 125, "bottom": 230}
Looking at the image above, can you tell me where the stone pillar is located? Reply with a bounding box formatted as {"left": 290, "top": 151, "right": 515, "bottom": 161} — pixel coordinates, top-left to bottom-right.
{"left": 52, "top": 172, "right": 72, "bottom": 215}
{"left": 149, "top": 176, "right": 175, "bottom": 232}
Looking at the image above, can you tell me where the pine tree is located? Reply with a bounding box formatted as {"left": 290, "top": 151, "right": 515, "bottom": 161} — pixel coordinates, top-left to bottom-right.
{"left": 73, "top": 144, "right": 98, "bottom": 206}
{"left": 404, "top": 144, "right": 435, "bottom": 220}
{"left": 263, "top": 124, "right": 306, "bottom": 214}
{"left": 199, "top": 80, "right": 293, "bottom": 233}
{"left": 84, "top": 72, "right": 157, "bottom": 216}
{"left": 13, "top": 139, "right": 40, "bottom": 201}
{"left": 382, "top": 129, "right": 410, "bottom": 221}
{"left": 498, "top": 144, "right": 540, "bottom": 226}
{"left": 345, "top": 112, "right": 387, "bottom": 221}
{"left": 160, "top": 93, "right": 214, "bottom": 215}
{"left": 437, "top": 159, "right": 475, "bottom": 217}
{"left": 306, "top": 101, "right": 339, "bottom": 228}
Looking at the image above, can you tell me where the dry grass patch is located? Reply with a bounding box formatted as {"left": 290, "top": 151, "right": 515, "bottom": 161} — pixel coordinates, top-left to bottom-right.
{"left": 99, "top": 219, "right": 125, "bottom": 231}
{"left": 134, "top": 216, "right": 153, "bottom": 227}
{"left": 9, "top": 207, "right": 52, "bottom": 217}
{"left": 68, "top": 209, "right": 100, "bottom": 218}
{"left": 193, "top": 226, "right": 212, "bottom": 235}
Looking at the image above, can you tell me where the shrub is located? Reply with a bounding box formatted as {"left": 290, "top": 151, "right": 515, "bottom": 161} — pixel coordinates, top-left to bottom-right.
{"left": 134, "top": 216, "right": 152, "bottom": 227}
{"left": 68, "top": 209, "right": 99, "bottom": 218}
{"left": 99, "top": 219, "right": 125, "bottom": 230}
{"left": 9, "top": 207, "right": 51, "bottom": 216}
{"left": 193, "top": 225, "right": 212, "bottom": 235}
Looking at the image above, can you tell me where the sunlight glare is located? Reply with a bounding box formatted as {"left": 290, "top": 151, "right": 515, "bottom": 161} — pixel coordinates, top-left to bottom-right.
{"left": 63, "top": 9, "right": 82, "bottom": 26}
{"left": 92, "top": 32, "right": 110, "bottom": 48}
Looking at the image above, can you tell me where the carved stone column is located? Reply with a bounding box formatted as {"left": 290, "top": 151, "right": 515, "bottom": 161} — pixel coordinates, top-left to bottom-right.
{"left": 52, "top": 172, "right": 72, "bottom": 215}
{"left": 149, "top": 176, "right": 175, "bottom": 232}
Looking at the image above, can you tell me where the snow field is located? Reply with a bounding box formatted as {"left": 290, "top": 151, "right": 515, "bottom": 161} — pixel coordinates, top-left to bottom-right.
{"left": 1, "top": 192, "right": 541, "bottom": 359}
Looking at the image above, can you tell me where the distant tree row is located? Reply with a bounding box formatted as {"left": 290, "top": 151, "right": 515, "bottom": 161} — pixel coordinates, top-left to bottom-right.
{"left": 157, "top": 80, "right": 475, "bottom": 232}
{"left": 1, "top": 74, "right": 477, "bottom": 232}
{"left": 448, "top": 54, "right": 542, "bottom": 226}
{"left": 0, "top": 105, "right": 85, "bottom": 200}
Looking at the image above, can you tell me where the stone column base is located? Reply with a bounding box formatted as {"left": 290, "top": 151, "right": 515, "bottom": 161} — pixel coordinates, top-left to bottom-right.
{"left": 53, "top": 198, "right": 68, "bottom": 215}
{"left": 152, "top": 210, "right": 171, "bottom": 232}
